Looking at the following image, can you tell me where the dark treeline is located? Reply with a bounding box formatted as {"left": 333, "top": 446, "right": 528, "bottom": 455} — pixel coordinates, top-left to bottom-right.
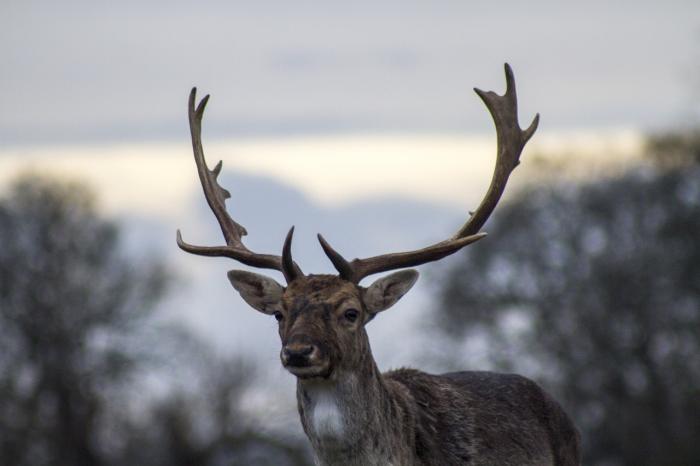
{"left": 0, "top": 175, "right": 311, "bottom": 466}
{"left": 2, "top": 126, "right": 698, "bottom": 466}
{"left": 436, "top": 132, "right": 700, "bottom": 465}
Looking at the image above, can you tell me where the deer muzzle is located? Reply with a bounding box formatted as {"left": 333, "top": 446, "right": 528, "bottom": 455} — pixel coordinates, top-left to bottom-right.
{"left": 281, "top": 342, "right": 331, "bottom": 379}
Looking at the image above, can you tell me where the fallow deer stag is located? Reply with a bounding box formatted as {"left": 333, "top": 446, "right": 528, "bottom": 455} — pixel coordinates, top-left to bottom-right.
{"left": 177, "top": 64, "right": 581, "bottom": 466}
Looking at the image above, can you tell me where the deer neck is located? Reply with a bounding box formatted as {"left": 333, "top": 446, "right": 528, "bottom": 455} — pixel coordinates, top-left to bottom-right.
{"left": 296, "top": 349, "right": 412, "bottom": 466}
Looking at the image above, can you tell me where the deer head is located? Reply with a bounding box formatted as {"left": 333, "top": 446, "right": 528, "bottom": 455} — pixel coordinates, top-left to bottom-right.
{"left": 177, "top": 64, "right": 538, "bottom": 380}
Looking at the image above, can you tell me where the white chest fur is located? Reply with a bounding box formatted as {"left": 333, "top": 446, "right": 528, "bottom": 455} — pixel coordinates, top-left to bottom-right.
{"left": 306, "top": 384, "right": 345, "bottom": 439}
{"left": 299, "top": 375, "right": 403, "bottom": 466}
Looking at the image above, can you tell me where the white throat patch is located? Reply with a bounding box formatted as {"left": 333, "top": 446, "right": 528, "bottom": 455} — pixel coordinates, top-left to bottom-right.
{"left": 308, "top": 386, "right": 344, "bottom": 438}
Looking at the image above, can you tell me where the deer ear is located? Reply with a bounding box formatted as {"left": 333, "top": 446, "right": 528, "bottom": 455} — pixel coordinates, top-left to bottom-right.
{"left": 364, "top": 270, "right": 419, "bottom": 314}
{"left": 227, "top": 270, "right": 284, "bottom": 315}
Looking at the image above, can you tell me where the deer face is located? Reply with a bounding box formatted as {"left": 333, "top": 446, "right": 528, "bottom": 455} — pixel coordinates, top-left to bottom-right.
{"left": 228, "top": 270, "right": 418, "bottom": 379}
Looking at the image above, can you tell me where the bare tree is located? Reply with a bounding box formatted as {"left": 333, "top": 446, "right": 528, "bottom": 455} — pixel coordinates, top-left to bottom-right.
{"left": 0, "top": 174, "right": 314, "bottom": 465}
{"left": 436, "top": 158, "right": 700, "bottom": 465}
{"left": 0, "top": 174, "right": 168, "bottom": 465}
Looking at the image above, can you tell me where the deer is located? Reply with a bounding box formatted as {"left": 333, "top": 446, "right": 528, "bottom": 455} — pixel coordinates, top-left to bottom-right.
{"left": 176, "top": 64, "right": 581, "bottom": 466}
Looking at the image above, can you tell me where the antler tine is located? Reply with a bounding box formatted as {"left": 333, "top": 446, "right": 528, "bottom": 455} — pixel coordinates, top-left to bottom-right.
{"left": 282, "top": 227, "right": 302, "bottom": 283}
{"left": 319, "top": 233, "right": 487, "bottom": 284}
{"left": 177, "top": 88, "right": 303, "bottom": 280}
{"left": 454, "top": 63, "right": 539, "bottom": 238}
{"left": 317, "top": 234, "right": 354, "bottom": 281}
{"left": 187, "top": 87, "right": 246, "bottom": 245}
{"left": 319, "top": 64, "right": 537, "bottom": 283}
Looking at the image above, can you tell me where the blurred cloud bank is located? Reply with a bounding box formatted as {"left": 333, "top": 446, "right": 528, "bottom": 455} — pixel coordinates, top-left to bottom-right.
{"left": 0, "top": 130, "right": 643, "bottom": 215}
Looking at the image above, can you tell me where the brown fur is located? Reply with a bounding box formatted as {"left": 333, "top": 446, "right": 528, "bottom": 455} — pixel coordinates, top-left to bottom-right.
{"left": 270, "top": 275, "right": 581, "bottom": 466}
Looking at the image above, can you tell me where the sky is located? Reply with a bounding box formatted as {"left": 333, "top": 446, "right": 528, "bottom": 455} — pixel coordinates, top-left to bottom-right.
{"left": 2, "top": 1, "right": 699, "bottom": 145}
{"left": 2, "top": 0, "right": 699, "bottom": 437}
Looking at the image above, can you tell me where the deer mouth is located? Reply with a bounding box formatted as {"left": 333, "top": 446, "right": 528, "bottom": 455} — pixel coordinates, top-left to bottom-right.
{"left": 285, "top": 361, "right": 333, "bottom": 379}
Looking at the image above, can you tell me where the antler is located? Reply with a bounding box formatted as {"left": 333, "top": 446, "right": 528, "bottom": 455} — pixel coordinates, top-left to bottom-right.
{"left": 319, "top": 63, "right": 539, "bottom": 283}
{"left": 176, "top": 88, "right": 303, "bottom": 283}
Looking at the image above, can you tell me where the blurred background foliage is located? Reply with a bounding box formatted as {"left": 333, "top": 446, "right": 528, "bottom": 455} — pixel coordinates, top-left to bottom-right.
{"left": 0, "top": 127, "right": 698, "bottom": 466}
{"left": 0, "top": 175, "right": 310, "bottom": 466}
{"left": 436, "top": 130, "right": 700, "bottom": 465}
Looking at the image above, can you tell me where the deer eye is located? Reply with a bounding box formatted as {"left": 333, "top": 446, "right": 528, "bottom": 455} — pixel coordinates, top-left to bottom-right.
{"left": 273, "top": 311, "right": 284, "bottom": 322}
{"left": 344, "top": 308, "right": 359, "bottom": 323}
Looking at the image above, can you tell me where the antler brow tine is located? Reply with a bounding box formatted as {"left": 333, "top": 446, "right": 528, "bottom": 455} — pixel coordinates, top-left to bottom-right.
{"left": 318, "top": 63, "right": 538, "bottom": 283}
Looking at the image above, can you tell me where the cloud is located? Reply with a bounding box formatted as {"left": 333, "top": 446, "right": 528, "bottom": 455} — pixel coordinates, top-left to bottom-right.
{"left": 2, "top": 1, "right": 698, "bottom": 144}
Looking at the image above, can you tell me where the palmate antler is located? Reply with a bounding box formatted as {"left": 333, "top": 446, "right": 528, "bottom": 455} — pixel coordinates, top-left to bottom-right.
{"left": 177, "top": 64, "right": 538, "bottom": 285}
{"left": 318, "top": 63, "right": 539, "bottom": 283}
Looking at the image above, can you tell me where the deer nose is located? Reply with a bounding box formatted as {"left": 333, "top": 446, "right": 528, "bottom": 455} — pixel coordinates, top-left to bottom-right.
{"left": 282, "top": 343, "right": 316, "bottom": 366}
